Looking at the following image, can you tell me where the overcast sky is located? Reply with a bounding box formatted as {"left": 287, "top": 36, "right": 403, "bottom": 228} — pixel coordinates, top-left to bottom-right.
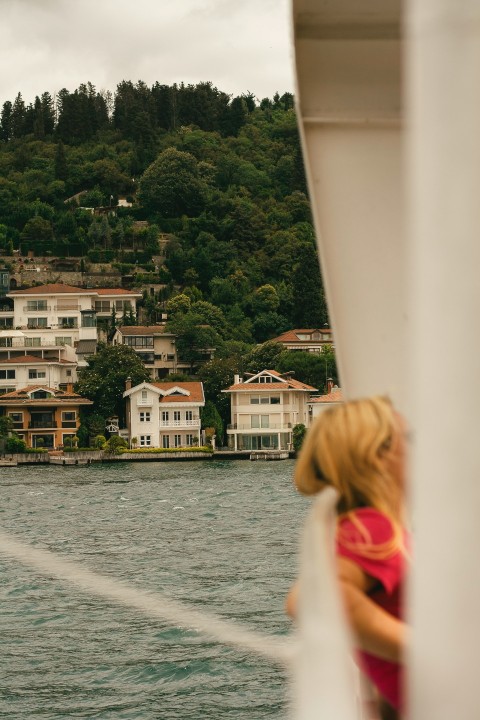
{"left": 1, "top": 0, "right": 295, "bottom": 107}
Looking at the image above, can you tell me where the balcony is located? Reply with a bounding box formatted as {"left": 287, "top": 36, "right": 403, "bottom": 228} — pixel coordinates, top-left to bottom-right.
{"left": 227, "top": 423, "right": 292, "bottom": 431}
{"left": 136, "top": 398, "right": 153, "bottom": 406}
{"left": 28, "top": 421, "right": 56, "bottom": 429}
{"left": 23, "top": 305, "right": 51, "bottom": 312}
{"left": 159, "top": 419, "right": 199, "bottom": 428}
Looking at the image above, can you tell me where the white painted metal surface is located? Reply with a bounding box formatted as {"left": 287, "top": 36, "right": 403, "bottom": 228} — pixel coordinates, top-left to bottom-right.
{"left": 406, "top": 1, "right": 480, "bottom": 718}
{"left": 292, "top": 0, "right": 407, "bottom": 410}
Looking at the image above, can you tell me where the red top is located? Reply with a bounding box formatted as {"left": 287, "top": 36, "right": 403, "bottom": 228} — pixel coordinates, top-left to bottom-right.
{"left": 336, "top": 508, "right": 407, "bottom": 711}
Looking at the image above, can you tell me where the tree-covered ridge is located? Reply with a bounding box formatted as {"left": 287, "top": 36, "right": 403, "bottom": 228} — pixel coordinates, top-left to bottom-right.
{"left": 0, "top": 79, "right": 329, "bottom": 344}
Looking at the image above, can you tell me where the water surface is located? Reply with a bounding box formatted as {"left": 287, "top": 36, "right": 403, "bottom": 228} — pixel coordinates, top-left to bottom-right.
{"left": 1, "top": 460, "right": 308, "bottom": 719}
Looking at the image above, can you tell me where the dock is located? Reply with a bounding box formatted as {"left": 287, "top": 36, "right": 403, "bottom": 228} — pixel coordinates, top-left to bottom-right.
{"left": 249, "top": 451, "right": 290, "bottom": 461}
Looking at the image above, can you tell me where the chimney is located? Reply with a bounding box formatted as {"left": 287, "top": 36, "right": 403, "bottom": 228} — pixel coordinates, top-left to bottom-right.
{"left": 66, "top": 382, "right": 73, "bottom": 394}
{"left": 125, "top": 376, "right": 132, "bottom": 391}
{"left": 234, "top": 374, "right": 241, "bottom": 385}
{"left": 327, "top": 377, "right": 334, "bottom": 394}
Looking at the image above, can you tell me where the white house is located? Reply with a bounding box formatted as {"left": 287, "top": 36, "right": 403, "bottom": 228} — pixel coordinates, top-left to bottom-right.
{"left": 0, "top": 354, "right": 77, "bottom": 395}
{"left": 223, "top": 370, "right": 317, "bottom": 451}
{"left": 4, "top": 283, "right": 142, "bottom": 347}
{"left": 123, "top": 380, "right": 205, "bottom": 449}
{"left": 308, "top": 385, "right": 343, "bottom": 421}
{"left": 270, "top": 328, "right": 334, "bottom": 353}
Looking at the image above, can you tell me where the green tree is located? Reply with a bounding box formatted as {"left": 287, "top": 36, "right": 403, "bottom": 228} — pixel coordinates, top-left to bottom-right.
{"left": 138, "top": 147, "right": 207, "bottom": 217}
{"left": 105, "top": 435, "right": 128, "bottom": 454}
{"left": 75, "top": 344, "right": 150, "bottom": 423}
{"left": 244, "top": 341, "right": 284, "bottom": 374}
{"left": 201, "top": 400, "right": 224, "bottom": 445}
{"left": 292, "top": 423, "right": 307, "bottom": 452}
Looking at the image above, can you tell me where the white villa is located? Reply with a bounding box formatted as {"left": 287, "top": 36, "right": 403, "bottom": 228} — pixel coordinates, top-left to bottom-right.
{"left": 270, "top": 327, "right": 334, "bottom": 353}
{"left": 123, "top": 380, "right": 205, "bottom": 449}
{"left": 0, "top": 283, "right": 142, "bottom": 387}
{"left": 223, "top": 370, "right": 317, "bottom": 451}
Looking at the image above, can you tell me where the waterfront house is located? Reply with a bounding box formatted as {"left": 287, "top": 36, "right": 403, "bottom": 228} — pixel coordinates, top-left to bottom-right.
{"left": 123, "top": 380, "right": 205, "bottom": 449}
{"left": 0, "top": 384, "right": 93, "bottom": 449}
{"left": 113, "top": 326, "right": 189, "bottom": 379}
{"left": 270, "top": 327, "right": 334, "bottom": 353}
{"left": 308, "top": 382, "right": 343, "bottom": 421}
{"left": 222, "top": 370, "right": 317, "bottom": 451}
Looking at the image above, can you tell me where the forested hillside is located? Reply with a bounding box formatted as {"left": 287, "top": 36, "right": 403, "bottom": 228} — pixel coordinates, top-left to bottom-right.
{"left": 0, "top": 81, "right": 334, "bottom": 428}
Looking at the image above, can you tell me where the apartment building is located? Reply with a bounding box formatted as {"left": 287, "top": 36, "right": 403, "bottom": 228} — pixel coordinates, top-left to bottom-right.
{"left": 113, "top": 326, "right": 189, "bottom": 379}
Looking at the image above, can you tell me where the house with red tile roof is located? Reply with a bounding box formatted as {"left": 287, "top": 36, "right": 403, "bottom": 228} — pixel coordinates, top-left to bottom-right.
{"left": 222, "top": 370, "right": 317, "bottom": 451}
{"left": 308, "top": 384, "right": 343, "bottom": 421}
{"left": 0, "top": 354, "right": 77, "bottom": 395}
{"left": 123, "top": 380, "right": 205, "bottom": 449}
{"left": 270, "top": 327, "right": 334, "bottom": 352}
{"left": 0, "top": 384, "right": 93, "bottom": 449}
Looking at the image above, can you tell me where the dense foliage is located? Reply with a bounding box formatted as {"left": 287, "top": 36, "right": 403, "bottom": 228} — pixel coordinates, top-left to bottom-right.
{"left": 1, "top": 80, "right": 336, "bottom": 440}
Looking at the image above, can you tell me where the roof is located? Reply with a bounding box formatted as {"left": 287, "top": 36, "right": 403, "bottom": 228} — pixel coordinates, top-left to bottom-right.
{"left": 116, "top": 325, "right": 173, "bottom": 336}
{"left": 125, "top": 381, "right": 204, "bottom": 404}
{"left": 0, "top": 355, "right": 75, "bottom": 365}
{"left": 224, "top": 370, "right": 317, "bottom": 393}
{"left": 8, "top": 283, "right": 141, "bottom": 298}
{"left": 0, "top": 385, "right": 93, "bottom": 404}
{"left": 8, "top": 283, "right": 94, "bottom": 296}
{"left": 309, "top": 389, "right": 343, "bottom": 403}
{"left": 76, "top": 340, "right": 97, "bottom": 354}
{"left": 271, "top": 328, "right": 333, "bottom": 343}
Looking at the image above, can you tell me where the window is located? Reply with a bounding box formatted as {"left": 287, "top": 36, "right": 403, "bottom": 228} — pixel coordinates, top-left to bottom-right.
{"left": 27, "top": 300, "right": 47, "bottom": 311}
{"left": 94, "top": 300, "right": 110, "bottom": 312}
{"left": 27, "top": 318, "right": 47, "bottom": 329}
{"left": 55, "top": 337, "right": 72, "bottom": 346}
{"left": 250, "top": 396, "right": 260, "bottom": 404}
{"left": 260, "top": 397, "right": 270, "bottom": 404}
{"left": 251, "top": 395, "right": 280, "bottom": 405}
{"left": 25, "top": 337, "right": 41, "bottom": 347}
{"left": 259, "top": 375, "right": 273, "bottom": 383}
{"left": 140, "top": 435, "right": 151, "bottom": 447}
{"left": 0, "top": 318, "right": 13, "bottom": 328}
{"left": 174, "top": 411, "right": 181, "bottom": 422}
{"left": 0, "top": 370, "right": 15, "bottom": 379}
{"left": 29, "top": 370, "right": 46, "bottom": 379}
{"left": 162, "top": 435, "right": 170, "bottom": 449}
{"left": 139, "top": 411, "right": 151, "bottom": 422}
{"left": 81, "top": 312, "right": 96, "bottom": 328}
{"left": 174, "top": 434, "right": 181, "bottom": 447}
{"left": 270, "top": 396, "right": 281, "bottom": 404}
{"left": 186, "top": 410, "right": 193, "bottom": 421}
{"left": 162, "top": 411, "right": 169, "bottom": 422}
{"left": 0, "top": 387, "right": 15, "bottom": 395}
{"left": 61, "top": 411, "right": 76, "bottom": 428}
{"left": 0, "top": 338, "right": 12, "bottom": 347}
{"left": 58, "top": 317, "right": 77, "bottom": 329}
{"left": 116, "top": 300, "right": 132, "bottom": 311}
{"left": 186, "top": 434, "right": 194, "bottom": 446}
{"left": 8, "top": 412, "right": 23, "bottom": 424}
{"left": 125, "top": 336, "right": 154, "bottom": 348}
{"left": 251, "top": 415, "right": 269, "bottom": 429}
{"left": 66, "top": 370, "right": 72, "bottom": 377}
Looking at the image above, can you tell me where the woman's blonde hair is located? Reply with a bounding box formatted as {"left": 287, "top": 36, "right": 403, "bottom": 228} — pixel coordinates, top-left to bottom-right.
{"left": 295, "top": 396, "right": 404, "bottom": 557}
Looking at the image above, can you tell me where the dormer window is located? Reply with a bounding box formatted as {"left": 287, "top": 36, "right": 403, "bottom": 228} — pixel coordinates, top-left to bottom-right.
{"left": 30, "top": 390, "right": 51, "bottom": 399}
{"left": 259, "top": 375, "right": 273, "bottom": 383}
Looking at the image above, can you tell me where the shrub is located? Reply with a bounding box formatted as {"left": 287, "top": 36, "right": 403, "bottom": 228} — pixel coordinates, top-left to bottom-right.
{"left": 105, "top": 435, "right": 128, "bottom": 454}
{"left": 292, "top": 423, "right": 307, "bottom": 452}
{"left": 5, "top": 435, "right": 27, "bottom": 453}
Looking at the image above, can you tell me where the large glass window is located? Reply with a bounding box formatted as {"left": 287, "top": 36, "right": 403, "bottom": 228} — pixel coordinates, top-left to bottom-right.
{"left": 116, "top": 300, "right": 132, "bottom": 311}
{"left": 251, "top": 415, "right": 270, "bottom": 429}
{"left": 186, "top": 434, "right": 194, "bottom": 446}
{"left": 186, "top": 410, "right": 193, "bottom": 421}
{"left": 162, "top": 411, "right": 169, "bottom": 422}
{"left": 0, "top": 337, "right": 12, "bottom": 347}
{"left": 25, "top": 337, "right": 41, "bottom": 347}
{"left": 27, "top": 318, "right": 47, "bottom": 329}
{"left": 174, "top": 434, "right": 181, "bottom": 447}
{"left": 81, "top": 312, "right": 96, "bottom": 328}
{"left": 162, "top": 435, "right": 170, "bottom": 449}
{"left": 125, "top": 336, "right": 154, "bottom": 348}
{"left": 28, "top": 369, "right": 46, "bottom": 379}
{"left": 0, "top": 318, "right": 13, "bottom": 329}
{"left": 61, "top": 411, "right": 76, "bottom": 428}
{"left": 174, "top": 411, "right": 181, "bottom": 422}
{"left": 55, "top": 337, "right": 72, "bottom": 346}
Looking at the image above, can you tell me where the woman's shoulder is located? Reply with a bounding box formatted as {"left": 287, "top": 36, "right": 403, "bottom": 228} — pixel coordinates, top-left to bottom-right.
{"left": 338, "top": 507, "right": 396, "bottom": 540}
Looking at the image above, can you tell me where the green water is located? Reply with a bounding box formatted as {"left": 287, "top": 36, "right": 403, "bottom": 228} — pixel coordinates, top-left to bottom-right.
{"left": 1, "top": 460, "right": 308, "bottom": 719}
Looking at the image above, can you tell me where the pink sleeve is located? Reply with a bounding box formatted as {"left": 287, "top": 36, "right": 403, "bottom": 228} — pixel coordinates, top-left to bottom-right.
{"left": 336, "top": 509, "right": 402, "bottom": 594}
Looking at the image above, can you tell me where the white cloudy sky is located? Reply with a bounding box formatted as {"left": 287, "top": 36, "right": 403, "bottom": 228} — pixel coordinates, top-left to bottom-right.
{"left": 1, "top": 0, "right": 295, "bottom": 106}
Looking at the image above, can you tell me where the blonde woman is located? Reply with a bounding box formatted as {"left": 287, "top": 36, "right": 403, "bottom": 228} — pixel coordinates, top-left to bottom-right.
{"left": 286, "top": 397, "right": 409, "bottom": 718}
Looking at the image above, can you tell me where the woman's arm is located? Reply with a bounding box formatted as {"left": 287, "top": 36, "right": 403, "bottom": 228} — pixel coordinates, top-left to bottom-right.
{"left": 286, "top": 558, "right": 407, "bottom": 663}
{"left": 337, "top": 556, "right": 406, "bottom": 663}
